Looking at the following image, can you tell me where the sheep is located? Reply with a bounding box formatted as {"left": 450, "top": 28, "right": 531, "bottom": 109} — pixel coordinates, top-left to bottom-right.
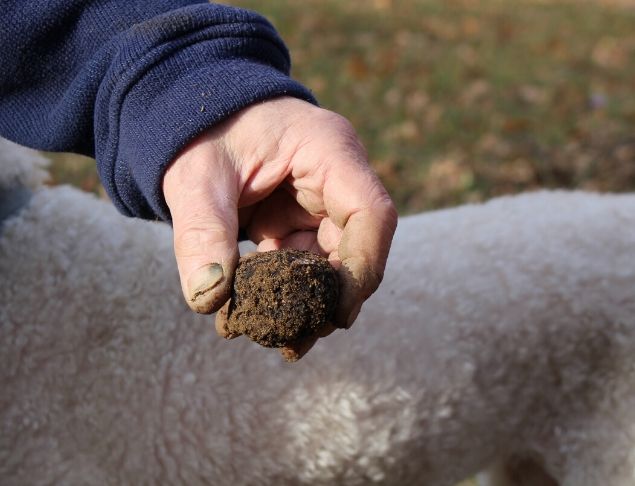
{"left": 1, "top": 137, "right": 635, "bottom": 486}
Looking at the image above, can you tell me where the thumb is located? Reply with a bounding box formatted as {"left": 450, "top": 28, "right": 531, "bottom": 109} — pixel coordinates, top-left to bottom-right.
{"left": 163, "top": 141, "right": 240, "bottom": 314}
{"left": 171, "top": 195, "right": 239, "bottom": 314}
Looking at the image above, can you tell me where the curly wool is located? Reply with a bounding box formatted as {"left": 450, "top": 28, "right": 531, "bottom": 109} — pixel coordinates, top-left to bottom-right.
{"left": 1, "top": 139, "right": 635, "bottom": 485}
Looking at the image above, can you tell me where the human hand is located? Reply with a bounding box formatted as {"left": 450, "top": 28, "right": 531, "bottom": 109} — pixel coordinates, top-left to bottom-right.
{"left": 162, "top": 97, "right": 397, "bottom": 360}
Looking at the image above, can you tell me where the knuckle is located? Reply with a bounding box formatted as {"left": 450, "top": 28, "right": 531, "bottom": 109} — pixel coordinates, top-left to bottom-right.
{"left": 377, "top": 195, "right": 399, "bottom": 231}
{"left": 328, "top": 114, "right": 367, "bottom": 156}
{"left": 323, "top": 110, "right": 354, "bottom": 131}
{"left": 173, "top": 223, "right": 233, "bottom": 259}
{"left": 313, "top": 110, "right": 360, "bottom": 144}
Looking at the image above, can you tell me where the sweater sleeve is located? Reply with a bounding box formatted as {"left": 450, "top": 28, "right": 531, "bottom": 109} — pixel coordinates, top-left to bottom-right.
{"left": 0, "top": 0, "right": 316, "bottom": 220}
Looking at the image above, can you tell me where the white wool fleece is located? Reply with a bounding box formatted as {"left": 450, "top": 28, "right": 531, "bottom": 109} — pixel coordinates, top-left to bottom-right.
{"left": 0, "top": 139, "right": 49, "bottom": 191}
{"left": 1, "top": 139, "right": 635, "bottom": 485}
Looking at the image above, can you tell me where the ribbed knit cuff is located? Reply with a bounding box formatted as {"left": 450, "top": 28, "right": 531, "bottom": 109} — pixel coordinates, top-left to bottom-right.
{"left": 94, "top": 4, "right": 316, "bottom": 220}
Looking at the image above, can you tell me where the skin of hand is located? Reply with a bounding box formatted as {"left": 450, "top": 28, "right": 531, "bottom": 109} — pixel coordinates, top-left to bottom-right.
{"left": 162, "top": 96, "right": 398, "bottom": 361}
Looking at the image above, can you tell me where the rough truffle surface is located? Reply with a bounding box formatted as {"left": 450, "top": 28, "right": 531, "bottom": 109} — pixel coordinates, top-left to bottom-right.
{"left": 226, "top": 249, "right": 339, "bottom": 347}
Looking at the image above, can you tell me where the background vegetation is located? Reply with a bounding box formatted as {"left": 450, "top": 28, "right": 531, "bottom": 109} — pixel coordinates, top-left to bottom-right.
{"left": 48, "top": 0, "right": 635, "bottom": 216}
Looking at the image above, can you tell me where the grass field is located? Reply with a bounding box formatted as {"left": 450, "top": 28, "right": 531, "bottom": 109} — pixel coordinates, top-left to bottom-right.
{"left": 48, "top": 0, "right": 635, "bottom": 216}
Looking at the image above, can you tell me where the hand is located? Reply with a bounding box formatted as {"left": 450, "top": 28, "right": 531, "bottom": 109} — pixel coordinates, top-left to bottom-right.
{"left": 162, "top": 97, "right": 397, "bottom": 360}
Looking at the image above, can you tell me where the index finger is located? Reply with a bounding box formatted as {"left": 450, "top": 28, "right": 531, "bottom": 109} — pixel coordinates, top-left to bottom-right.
{"left": 323, "top": 158, "right": 398, "bottom": 329}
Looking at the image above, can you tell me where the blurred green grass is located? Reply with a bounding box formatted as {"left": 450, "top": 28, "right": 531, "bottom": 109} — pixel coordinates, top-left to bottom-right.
{"left": 48, "top": 0, "right": 635, "bottom": 216}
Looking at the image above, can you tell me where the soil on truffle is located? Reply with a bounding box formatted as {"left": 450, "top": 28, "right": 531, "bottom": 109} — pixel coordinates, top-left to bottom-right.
{"left": 226, "top": 249, "right": 339, "bottom": 348}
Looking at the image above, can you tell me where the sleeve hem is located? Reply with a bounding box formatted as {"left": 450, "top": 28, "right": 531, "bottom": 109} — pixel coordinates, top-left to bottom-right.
{"left": 93, "top": 5, "right": 316, "bottom": 220}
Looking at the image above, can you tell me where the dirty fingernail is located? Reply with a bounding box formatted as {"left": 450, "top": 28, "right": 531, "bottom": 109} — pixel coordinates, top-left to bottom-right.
{"left": 188, "top": 263, "right": 224, "bottom": 303}
{"left": 345, "top": 301, "right": 363, "bottom": 329}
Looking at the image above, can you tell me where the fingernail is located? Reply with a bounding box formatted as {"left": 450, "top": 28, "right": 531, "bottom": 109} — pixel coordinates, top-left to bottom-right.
{"left": 188, "top": 263, "right": 224, "bottom": 302}
{"left": 345, "top": 301, "right": 363, "bottom": 329}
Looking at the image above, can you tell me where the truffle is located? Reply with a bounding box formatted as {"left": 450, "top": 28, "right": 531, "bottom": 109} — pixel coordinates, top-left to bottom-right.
{"left": 225, "top": 249, "right": 339, "bottom": 347}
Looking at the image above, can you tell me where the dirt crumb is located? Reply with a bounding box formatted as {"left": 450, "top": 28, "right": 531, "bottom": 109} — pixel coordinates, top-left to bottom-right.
{"left": 226, "top": 249, "right": 338, "bottom": 348}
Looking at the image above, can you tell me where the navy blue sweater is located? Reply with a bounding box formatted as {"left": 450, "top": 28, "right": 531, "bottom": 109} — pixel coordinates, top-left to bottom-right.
{"left": 0, "top": 1, "right": 315, "bottom": 220}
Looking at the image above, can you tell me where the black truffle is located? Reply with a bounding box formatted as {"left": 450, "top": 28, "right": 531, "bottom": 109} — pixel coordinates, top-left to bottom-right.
{"left": 225, "top": 249, "right": 338, "bottom": 347}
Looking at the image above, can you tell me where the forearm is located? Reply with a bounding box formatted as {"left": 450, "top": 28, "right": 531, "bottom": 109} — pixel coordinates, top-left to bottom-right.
{"left": 0, "top": 0, "right": 315, "bottom": 220}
